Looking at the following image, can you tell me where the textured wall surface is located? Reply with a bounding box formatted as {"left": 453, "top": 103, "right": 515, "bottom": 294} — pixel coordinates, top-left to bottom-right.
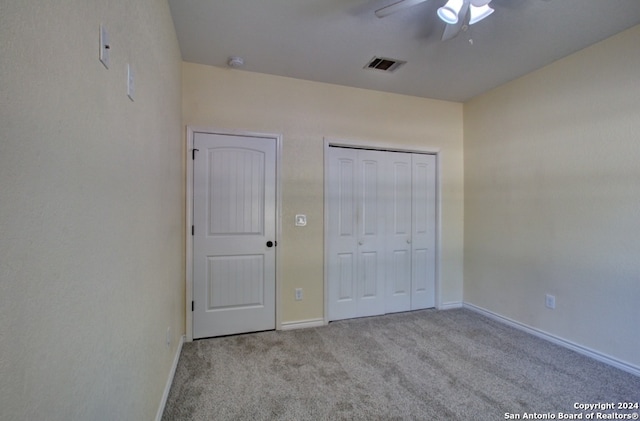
{"left": 0, "top": 1, "right": 184, "bottom": 420}
{"left": 464, "top": 25, "right": 640, "bottom": 368}
{"left": 182, "top": 63, "right": 464, "bottom": 323}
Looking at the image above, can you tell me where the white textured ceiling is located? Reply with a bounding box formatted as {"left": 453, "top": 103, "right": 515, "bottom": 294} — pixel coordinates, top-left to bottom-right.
{"left": 168, "top": 0, "right": 640, "bottom": 102}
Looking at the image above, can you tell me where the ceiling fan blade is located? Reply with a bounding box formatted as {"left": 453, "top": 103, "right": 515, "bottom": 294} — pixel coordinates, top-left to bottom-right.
{"left": 441, "top": 0, "right": 469, "bottom": 40}
{"left": 375, "top": 0, "right": 430, "bottom": 18}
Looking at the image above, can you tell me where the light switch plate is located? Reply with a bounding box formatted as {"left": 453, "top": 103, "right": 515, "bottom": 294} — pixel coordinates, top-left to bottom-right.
{"left": 127, "top": 63, "right": 135, "bottom": 101}
{"left": 99, "top": 25, "right": 110, "bottom": 69}
{"left": 295, "top": 214, "right": 307, "bottom": 226}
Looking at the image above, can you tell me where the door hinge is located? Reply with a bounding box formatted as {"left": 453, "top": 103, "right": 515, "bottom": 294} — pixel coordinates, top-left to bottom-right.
{"left": 191, "top": 225, "right": 194, "bottom": 236}
{"left": 192, "top": 301, "right": 194, "bottom": 312}
{"left": 192, "top": 148, "right": 199, "bottom": 160}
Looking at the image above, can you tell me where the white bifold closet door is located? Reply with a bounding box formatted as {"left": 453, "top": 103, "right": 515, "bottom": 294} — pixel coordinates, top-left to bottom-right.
{"left": 386, "top": 152, "right": 413, "bottom": 313}
{"left": 410, "top": 153, "right": 437, "bottom": 310}
{"left": 327, "top": 148, "right": 387, "bottom": 321}
{"left": 328, "top": 147, "right": 436, "bottom": 321}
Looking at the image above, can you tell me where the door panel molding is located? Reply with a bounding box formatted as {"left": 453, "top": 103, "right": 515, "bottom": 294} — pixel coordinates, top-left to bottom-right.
{"left": 186, "top": 127, "right": 282, "bottom": 342}
{"left": 324, "top": 137, "right": 442, "bottom": 324}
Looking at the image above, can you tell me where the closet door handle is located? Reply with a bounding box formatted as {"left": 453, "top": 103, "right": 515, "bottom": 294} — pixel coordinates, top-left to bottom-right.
{"left": 406, "top": 239, "right": 412, "bottom": 244}
{"left": 358, "top": 240, "right": 364, "bottom": 246}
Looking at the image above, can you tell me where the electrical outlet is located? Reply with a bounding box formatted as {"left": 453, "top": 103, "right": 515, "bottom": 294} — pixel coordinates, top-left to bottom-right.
{"left": 545, "top": 294, "right": 556, "bottom": 309}
{"left": 295, "top": 288, "right": 303, "bottom": 301}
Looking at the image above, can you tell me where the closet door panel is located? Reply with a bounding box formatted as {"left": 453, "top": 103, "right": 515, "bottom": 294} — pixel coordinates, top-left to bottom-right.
{"left": 328, "top": 148, "right": 358, "bottom": 320}
{"left": 356, "top": 149, "right": 386, "bottom": 317}
{"left": 386, "top": 152, "right": 412, "bottom": 313}
{"left": 411, "top": 153, "right": 436, "bottom": 310}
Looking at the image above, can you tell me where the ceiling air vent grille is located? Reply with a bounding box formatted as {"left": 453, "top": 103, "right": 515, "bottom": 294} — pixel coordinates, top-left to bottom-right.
{"left": 365, "top": 56, "right": 406, "bottom": 73}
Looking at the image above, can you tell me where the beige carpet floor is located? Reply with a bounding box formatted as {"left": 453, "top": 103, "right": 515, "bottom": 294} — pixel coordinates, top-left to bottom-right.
{"left": 162, "top": 309, "right": 640, "bottom": 420}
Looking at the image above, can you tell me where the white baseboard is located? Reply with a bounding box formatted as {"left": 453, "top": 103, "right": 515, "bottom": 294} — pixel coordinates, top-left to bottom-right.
{"left": 463, "top": 302, "right": 640, "bottom": 378}
{"left": 155, "top": 335, "right": 185, "bottom": 421}
{"left": 438, "top": 301, "right": 463, "bottom": 310}
{"left": 280, "top": 318, "right": 326, "bottom": 331}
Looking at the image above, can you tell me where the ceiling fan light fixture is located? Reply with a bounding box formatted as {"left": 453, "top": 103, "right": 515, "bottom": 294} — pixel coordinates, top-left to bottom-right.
{"left": 437, "top": 0, "right": 464, "bottom": 24}
{"left": 470, "top": 0, "right": 492, "bottom": 7}
{"left": 469, "top": 3, "right": 494, "bottom": 25}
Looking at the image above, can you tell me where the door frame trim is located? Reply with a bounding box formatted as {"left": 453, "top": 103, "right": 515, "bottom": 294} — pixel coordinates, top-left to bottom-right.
{"left": 185, "top": 126, "right": 283, "bottom": 342}
{"left": 323, "top": 137, "right": 443, "bottom": 324}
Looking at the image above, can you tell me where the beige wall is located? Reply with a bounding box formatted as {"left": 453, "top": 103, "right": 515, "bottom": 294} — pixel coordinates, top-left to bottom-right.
{"left": 464, "top": 25, "right": 640, "bottom": 368}
{"left": 0, "top": 1, "right": 184, "bottom": 420}
{"left": 183, "top": 63, "right": 464, "bottom": 323}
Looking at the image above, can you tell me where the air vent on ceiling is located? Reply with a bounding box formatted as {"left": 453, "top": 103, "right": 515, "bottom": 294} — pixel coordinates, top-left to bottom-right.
{"left": 365, "top": 56, "right": 406, "bottom": 73}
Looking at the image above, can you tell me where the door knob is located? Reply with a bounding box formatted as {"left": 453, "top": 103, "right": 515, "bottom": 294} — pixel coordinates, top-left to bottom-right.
{"left": 266, "top": 241, "right": 274, "bottom": 248}
{"left": 358, "top": 240, "right": 364, "bottom": 245}
{"left": 406, "top": 239, "right": 412, "bottom": 244}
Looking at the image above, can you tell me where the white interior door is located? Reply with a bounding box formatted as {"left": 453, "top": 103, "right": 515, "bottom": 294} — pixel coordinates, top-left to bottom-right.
{"left": 193, "top": 133, "right": 276, "bottom": 338}
{"left": 386, "top": 152, "right": 412, "bottom": 313}
{"left": 328, "top": 147, "right": 386, "bottom": 321}
{"left": 411, "top": 153, "right": 436, "bottom": 310}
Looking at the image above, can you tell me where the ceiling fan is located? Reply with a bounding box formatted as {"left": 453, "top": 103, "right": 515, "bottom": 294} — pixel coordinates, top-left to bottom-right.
{"left": 375, "top": 0, "right": 496, "bottom": 41}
